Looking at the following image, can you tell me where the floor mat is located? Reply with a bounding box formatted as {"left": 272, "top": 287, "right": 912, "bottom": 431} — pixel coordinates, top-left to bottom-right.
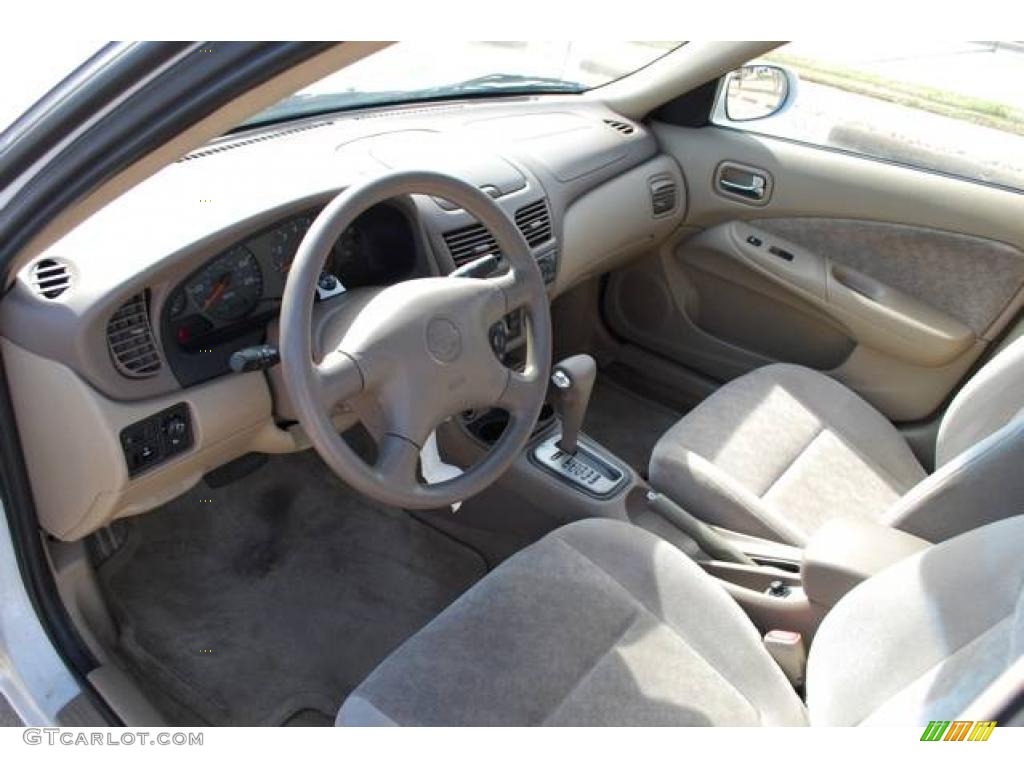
{"left": 583, "top": 377, "right": 682, "bottom": 475}
{"left": 99, "top": 450, "right": 486, "bottom": 726}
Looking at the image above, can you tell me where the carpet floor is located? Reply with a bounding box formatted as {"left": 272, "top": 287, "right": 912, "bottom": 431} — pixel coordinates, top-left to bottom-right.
{"left": 99, "top": 450, "right": 486, "bottom": 726}
{"left": 583, "top": 377, "right": 682, "bottom": 475}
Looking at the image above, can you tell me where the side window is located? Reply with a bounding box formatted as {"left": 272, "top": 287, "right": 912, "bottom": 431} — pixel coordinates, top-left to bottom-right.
{"left": 712, "top": 42, "right": 1024, "bottom": 192}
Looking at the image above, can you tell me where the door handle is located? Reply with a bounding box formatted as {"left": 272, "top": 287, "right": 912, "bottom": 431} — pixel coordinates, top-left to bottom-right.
{"left": 720, "top": 174, "right": 766, "bottom": 200}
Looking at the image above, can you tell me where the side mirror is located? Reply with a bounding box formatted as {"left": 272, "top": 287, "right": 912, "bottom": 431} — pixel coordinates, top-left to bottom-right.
{"left": 723, "top": 64, "right": 798, "bottom": 121}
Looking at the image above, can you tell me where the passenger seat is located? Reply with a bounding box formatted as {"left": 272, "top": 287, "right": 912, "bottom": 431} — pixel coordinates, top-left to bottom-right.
{"left": 648, "top": 335, "right": 1024, "bottom": 545}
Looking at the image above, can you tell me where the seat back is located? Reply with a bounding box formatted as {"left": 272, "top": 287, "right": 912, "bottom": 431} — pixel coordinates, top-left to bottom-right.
{"left": 884, "top": 335, "right": 1024, "bottom": 542}
{"left": 806, "top": 516, "right": 1024, "bottom": 726}
{"left": 937, "top": 334, "right": 1024, "bottom": 467}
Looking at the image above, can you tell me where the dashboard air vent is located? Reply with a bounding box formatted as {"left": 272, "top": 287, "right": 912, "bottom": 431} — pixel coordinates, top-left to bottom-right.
{"left": 443, "top": 197, "right": 554, "bottom": 268}
{"left": 442, "top": 223, "right": 500, "bottom": 268}
{"left": 28, "top": 258, "right": 73, "bottom": 299}
{"left": 604, "top": 118, "right": 636, "bottom": 136}
{"left": 650, "top": 177, "right": 678, "bottom": 217}
{"left": 514, "top": 199, "right": 552, "bottom": 248}
{"left": 107, "top": 292, "right": 163, "bottom": 379}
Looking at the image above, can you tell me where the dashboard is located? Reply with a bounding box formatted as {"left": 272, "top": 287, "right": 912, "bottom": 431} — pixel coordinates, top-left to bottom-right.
{"left": 0, "top": 96, "right": 685, "bottom": 540}
{"left": 162, "top": 203, "right": 418, "bottom": 386}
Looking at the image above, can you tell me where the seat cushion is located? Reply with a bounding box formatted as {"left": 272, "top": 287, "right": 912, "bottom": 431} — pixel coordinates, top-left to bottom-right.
{"left": 649, "top": 364, "right": 927, "bottom": 545}
{"left": 337, "top": 519, "right": 806, "bottom": 726}
{"left": 807, "top": 515, "right": 1024, "bottom": 725}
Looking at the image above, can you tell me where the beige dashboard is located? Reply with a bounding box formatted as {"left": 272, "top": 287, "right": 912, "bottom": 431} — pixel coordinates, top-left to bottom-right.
{"left": 0, "top": 96, "right": 685, "bottom": 540}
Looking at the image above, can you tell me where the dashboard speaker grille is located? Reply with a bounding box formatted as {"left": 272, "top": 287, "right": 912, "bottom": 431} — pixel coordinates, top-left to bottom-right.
{"left": 514, "top": 199, "right": 552, "bottom": 248}
{"left": 28, "top": 258, "right": 73, "bottom": 299}
{"left": 107, "top": 292, "right": 163, "bottom": 379}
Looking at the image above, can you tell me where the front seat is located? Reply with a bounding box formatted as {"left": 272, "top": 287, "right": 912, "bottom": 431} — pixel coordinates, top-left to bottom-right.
{"left": 337, "top": 517, "right": 1024, "bottom": 726}
{"left": 648, "top": 335, "right": 1024, "bottom": 546}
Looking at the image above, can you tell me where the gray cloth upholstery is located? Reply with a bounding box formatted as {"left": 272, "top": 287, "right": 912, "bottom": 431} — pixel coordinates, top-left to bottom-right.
{"left": 337, "top": 519, "right": 807, "bottom": 726}
{"left": 754, "top": 218, "right": 1024, "bottom": 337}
{"left": 338, "top": 517, "right": 1024, "bottom": 727}
{"left": 936, "top": 334, "right": 1024, "bottom": 467}
{"left": 650, "top": 335, "right": 1024, "bottom": 544}
{"left": 807, "top": 515, "right": 1024, "bottom": 725}
{"left": 649, "top": 363, "right": 926, "bottom": 545}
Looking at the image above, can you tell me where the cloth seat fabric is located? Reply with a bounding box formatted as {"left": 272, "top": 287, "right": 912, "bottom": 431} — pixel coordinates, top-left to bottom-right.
{"left": 649, "top": 334, "right": 1024, "bottom": 545}
{"left": 337, "top": 516, "right": 1024, "bottom": 726}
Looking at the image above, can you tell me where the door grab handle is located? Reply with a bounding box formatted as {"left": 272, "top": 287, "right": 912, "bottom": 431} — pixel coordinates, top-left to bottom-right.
{"left": 720, "top": 175, "right": 766, "bottom": 200}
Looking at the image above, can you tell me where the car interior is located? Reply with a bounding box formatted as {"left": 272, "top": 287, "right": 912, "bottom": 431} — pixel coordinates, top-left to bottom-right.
{"left": 1, "top": 40, "right": 1023, "bottom": 727}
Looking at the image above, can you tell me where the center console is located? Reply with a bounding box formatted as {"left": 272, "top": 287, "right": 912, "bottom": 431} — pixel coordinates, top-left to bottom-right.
{"left": 529, "top": 435, "right": 628, "bottom": 498}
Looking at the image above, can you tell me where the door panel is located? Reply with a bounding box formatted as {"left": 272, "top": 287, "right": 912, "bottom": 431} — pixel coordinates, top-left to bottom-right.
{"left": 753, "top": 218, "right": 1024, "bottom": 339}
{"left": 603, "top": 125, "right": 1024, "bottom": 422}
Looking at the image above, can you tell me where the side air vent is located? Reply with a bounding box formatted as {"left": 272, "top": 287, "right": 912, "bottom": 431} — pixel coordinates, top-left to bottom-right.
{"left": 514, "top": 199, "right": 553, "bottom": 248}
{"left": 107, "top": 293, "right": 163, "bottom": 379}
{"left": 178, "top": 120, "right": 333, "bottom": 162}
{"left": 443, "top": 222, "right": 500, "bottom": 268}
{"left": 604, "top": 118, "right": 636, "bottom": 136}
{"left": 650, "top": 177, "right": 678, "bottom": 217}
{"left": 28, "top": 258, "right": 73, "bottom": 299}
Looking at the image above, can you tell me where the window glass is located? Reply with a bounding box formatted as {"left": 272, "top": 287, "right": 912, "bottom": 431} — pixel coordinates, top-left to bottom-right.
{"left": 240, "top": 42, "right": 683, "bottom": 129}
{"left": 714, "top": 41, "right": 1024, "bottom": 191}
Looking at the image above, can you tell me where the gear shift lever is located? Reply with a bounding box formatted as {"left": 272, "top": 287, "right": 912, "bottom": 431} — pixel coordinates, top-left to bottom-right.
{"left": 548, "top": 354, "right": 596, "bottom": 454}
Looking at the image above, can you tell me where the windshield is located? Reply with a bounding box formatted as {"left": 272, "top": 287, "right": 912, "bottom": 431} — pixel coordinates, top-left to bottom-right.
{"left": 238, "top": 41, "right": 683, "bottom": 129}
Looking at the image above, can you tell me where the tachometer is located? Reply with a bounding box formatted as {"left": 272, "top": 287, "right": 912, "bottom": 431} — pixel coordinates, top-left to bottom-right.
{"left": 186, "top": 246, "right": 263, "bottom": 322}
{"left": 271, "top": 215, "right": 313, "bottom": 274}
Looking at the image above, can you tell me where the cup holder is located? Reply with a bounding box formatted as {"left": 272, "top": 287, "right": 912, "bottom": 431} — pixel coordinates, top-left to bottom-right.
{"left": 464, "top": 402, "right": 557, "bottom": 446}
{"left": 475, "top": 412, "right": 509, "bottom": 444}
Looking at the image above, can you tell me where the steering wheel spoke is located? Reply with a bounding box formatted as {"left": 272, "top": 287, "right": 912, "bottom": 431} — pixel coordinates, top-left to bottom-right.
{"left": 489, "top": 268, "right": 532, "bottom": 314}
{"left": 374, "top": 434, "right": 422, "bottom": 488}
{"left": 315, "top": 350, "right": 364, "bottom": 408}
{"left": 497, "top": 368, "right": 540, "bottom": 414}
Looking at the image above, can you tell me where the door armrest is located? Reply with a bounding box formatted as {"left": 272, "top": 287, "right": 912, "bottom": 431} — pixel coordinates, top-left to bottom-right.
{"left": 802, "top": 519, "right": 930, "bottom": 609}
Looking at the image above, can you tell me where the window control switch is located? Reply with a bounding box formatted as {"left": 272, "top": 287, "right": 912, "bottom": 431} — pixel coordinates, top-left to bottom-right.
{"left": 768, "top": 245, "right": 794, "bottom": 261}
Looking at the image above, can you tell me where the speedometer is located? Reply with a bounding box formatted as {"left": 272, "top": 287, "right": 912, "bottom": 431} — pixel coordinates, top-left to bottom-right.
{"left": 186, "top": 246, "right": 263, "bottom": 322}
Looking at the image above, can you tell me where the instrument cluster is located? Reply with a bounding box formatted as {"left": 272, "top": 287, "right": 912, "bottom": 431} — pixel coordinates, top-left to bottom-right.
{"left": 161, "top": 202, "right": 417, "bottom": 386}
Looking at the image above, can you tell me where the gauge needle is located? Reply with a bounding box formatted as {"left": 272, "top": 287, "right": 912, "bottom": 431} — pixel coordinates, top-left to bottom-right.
{"left": 203, "top": 275, "right": 230, "bottom": 311}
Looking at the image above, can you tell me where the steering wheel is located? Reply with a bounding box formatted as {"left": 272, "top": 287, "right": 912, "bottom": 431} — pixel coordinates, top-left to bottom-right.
{"left": 279, "top": 170, "right": 552, "bottom": 509}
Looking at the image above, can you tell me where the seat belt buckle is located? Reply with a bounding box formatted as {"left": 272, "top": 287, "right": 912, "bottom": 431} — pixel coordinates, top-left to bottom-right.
{"left": 764, "top": 629, "right": 806, "bottom": 690}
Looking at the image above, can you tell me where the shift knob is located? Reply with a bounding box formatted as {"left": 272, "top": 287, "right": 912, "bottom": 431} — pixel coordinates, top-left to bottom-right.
{"left": 549, "top": 354, "right": 596, "bottom": 454}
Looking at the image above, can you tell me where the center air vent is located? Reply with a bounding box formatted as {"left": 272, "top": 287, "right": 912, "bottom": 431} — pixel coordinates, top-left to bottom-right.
{"left": 514, "top": 199, "right": 552, "bottom": 248}
{"left": 28, "top": 258, "right": 73, "bottom": 299}
{"left": 442, "top": 198, "right": 554, "bottom": 269}
{"left": 604, "top": 118, "right": 636, "bottom": 136}
{"left": 107, "top": 293, "right": 163, "bottom": 379}
{"left": 442, "top": 222, "right": 501, "bottom": 268}
{"left": 650, "top": 177, "right": 678, "bottom": 217}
